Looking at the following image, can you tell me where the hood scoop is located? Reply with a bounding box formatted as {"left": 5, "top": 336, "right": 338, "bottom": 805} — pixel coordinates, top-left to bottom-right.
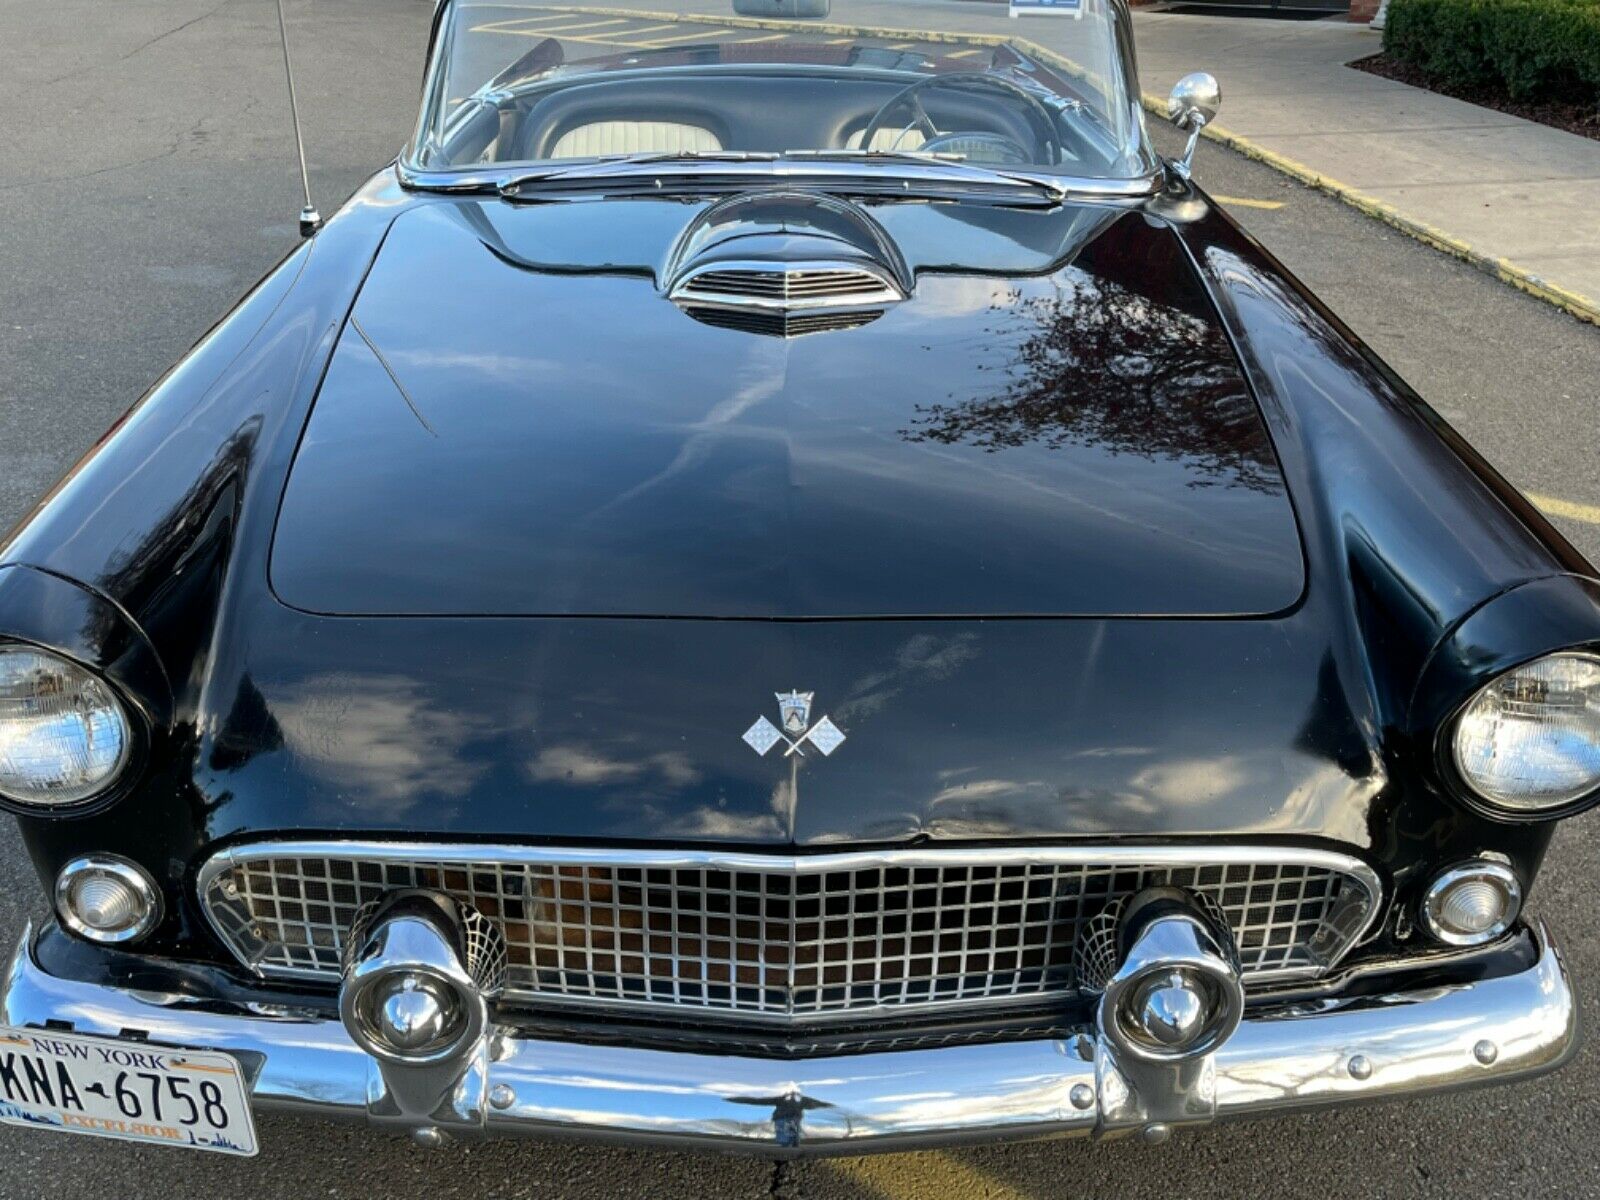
{"left": 665, "top": 191, "right": 909, "bottom": 337}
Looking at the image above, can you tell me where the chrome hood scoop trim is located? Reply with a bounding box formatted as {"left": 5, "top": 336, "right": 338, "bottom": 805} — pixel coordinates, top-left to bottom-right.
{"left": 664, "top": 191, "right": 909, "bottom": 335}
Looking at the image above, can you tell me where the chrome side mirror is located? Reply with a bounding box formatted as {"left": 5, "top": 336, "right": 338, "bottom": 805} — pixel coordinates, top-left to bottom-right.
{"left": 1166, "top": 72, "right": 1221, "bottom": 182}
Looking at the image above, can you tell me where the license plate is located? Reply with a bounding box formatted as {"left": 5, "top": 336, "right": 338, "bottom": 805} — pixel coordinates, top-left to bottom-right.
{"left": 0, "top": 1026, "right": 257, "bottom": 1155}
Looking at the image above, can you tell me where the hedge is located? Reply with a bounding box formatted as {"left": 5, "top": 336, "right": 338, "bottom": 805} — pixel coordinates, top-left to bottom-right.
{"left": 1384, "top": 0, "right": 1600, "bottom": 103}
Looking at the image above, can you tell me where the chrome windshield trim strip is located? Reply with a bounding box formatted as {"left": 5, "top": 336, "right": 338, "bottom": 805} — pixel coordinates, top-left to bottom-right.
{"left": 394, "top": 160, "right": 1165, "bottom": 200}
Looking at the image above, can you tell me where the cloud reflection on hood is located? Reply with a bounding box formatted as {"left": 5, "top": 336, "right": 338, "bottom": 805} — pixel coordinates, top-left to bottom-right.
{"left": 275, "top": 672, "right": 493, "bottom": 814}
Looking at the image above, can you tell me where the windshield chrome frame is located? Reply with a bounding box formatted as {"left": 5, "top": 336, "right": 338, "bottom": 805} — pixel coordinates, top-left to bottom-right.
{"left": 398, "top": 158, "right": 1162, "bottom": 199}
{"left": 402, "top": 0, "right": 1163, "bottom": 198}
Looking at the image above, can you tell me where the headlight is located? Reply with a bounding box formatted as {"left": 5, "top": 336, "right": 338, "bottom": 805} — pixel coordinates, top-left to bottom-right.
{"left": 1452, "top": 651, "right": 1600, "bottom": 814}
{"left": 0, "top": 646, "right": 131, "bottom": 807}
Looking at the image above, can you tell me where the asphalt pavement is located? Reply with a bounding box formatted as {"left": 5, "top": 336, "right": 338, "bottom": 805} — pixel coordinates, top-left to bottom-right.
{"left": 1, "top": 1, "right": 1599, "bottom": 1197}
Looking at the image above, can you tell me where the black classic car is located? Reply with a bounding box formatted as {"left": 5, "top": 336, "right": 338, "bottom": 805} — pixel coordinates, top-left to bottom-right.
{"left": 0, "top": 0, "right": 1587, "bottom": 1160}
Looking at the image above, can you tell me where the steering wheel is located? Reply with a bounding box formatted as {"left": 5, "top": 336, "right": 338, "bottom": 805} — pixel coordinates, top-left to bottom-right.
{"left": 919, "top": 131, "right": 1032, "bottom": 165}
{"left": 858, "top": 73, "right": 1059, "bottom": 165}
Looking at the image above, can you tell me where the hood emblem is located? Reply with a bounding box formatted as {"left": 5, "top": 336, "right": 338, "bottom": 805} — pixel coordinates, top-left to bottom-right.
{"left": 744, "top": 689, "right": 846, "bottom": 758}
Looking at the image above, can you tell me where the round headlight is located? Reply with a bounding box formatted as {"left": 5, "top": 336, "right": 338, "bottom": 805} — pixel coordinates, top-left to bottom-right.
{"left": 0, "top": 646, "right": 131, "bottom": 807}
{"left": 1452, "top": 651, "right": 1600, "bottom": 814}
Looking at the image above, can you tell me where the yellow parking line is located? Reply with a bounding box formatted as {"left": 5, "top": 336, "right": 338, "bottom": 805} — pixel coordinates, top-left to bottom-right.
{"left": 526, "top": 17, "right": 634, "bottom": 31}
{"left": 470, "top": 17, "right": 541, "bottom": 31}
{"left": 483, "top": 12, "right": 629, "bottom": 28}
{"left": 631, "top": 27, "right": 739, "bottom": 46}
{"left": 486, "top": 27, "right": 626, "bottom": 40}
{"left": 1529, "top": 493, "right": 1600, "bottom": 526}
{"left": 516, "top": 4, "right": 1006, "bottom": 51}
{"left": 474, "top": 20, "right": 646, "bottom": 39}
{"left": 514, "top": 20, "right": 681, "bottom": 38}
{"left": 832, "top": 1153, "right": 1031, "bottom": 1200}
{"left": 469, "top": 13, "right": 596, "bottom": 31}
{"left": 481, "top": 16, "right": 631, "bottom": 34}
{"left": 596, "top": 21, "right": 681, "bottom": 35}
{"left": 542, "top": 24, "right": 700, "bottom": 48}
{"left": 946, "top": 48, "right": 986, "bottom": 58}
{"left": 726, "top": 32, "right": 790, "bottom": 42}
{"left": 1212, "top": 194, "right": 1285, "bottom": 211}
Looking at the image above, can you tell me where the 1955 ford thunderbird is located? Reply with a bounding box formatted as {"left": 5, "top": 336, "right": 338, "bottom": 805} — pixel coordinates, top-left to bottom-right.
{"left": 0, "top": 0, "right": 1586, "bottom": 1159}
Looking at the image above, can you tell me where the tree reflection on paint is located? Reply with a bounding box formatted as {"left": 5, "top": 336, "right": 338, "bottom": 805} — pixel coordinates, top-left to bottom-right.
{"left": 900, "top": 274, "right": 1282, "bottom": 493}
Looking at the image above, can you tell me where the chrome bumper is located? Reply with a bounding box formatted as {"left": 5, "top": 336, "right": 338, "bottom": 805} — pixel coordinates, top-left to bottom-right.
{"left": 0, "top": 921, "right": 1578, "bottom": 1155}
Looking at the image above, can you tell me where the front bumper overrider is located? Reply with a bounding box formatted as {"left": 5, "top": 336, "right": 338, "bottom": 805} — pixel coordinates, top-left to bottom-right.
{"left": 0, "top": 920, "right": 1578, "bottom": 1155}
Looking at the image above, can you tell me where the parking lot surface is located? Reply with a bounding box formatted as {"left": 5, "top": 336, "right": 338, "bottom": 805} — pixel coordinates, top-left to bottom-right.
{"left": 1, "top": 1, "right": 1599, "bottom": 1197}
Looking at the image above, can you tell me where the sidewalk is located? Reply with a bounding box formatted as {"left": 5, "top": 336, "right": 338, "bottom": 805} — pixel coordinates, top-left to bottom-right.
{"left": 1127, "top": 11, "right": 1600, "bottom": 321}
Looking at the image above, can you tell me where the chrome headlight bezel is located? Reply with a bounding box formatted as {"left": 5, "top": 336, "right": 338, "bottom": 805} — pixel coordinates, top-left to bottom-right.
{"left": 1443, "top": 649, "right": 1600, "bottom": 822}
{"left": 0, "top": 642, "right": 140, "bottom": 816}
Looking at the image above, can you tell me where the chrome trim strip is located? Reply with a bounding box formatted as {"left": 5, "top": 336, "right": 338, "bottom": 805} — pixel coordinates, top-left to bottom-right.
{"left": 0, "top": 921, "right": 1576, "bottom": 1154}
{"left": 195, "top": 840, "right": 1385, "bottom": 996}
{"left": 198, "top": 838, "right": 1385, "bottom": 884}
{"left": 395, "top": 160, "right": 1164, "bottom": 200}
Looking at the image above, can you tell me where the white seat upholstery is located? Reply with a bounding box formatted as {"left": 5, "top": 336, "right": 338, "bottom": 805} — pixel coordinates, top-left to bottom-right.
{"left": 844, "top": 126, "right": 928, "bottom": 152}
{"left": 550, "top": 121, "right": 723, "bottom": 158}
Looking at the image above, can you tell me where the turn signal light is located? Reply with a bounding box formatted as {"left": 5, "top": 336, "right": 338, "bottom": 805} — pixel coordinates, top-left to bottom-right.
{"left": 1421, "top": 861, "right": 1521, "bottom": 947}
{"left": 55, "top": 855, "right": 161, "bottom": 944}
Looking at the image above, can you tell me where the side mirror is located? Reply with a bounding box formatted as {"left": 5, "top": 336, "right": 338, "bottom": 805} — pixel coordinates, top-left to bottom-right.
{"left": 733, "top": 0, "right": 830, "bottom": 16}
{"left": 1166, "top": 72, "right": 1220, "bottom": 181}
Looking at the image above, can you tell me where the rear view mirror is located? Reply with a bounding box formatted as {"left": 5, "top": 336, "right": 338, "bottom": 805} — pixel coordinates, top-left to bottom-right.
{"left": 733, "top": 0, "right": 830, "bottom": 17}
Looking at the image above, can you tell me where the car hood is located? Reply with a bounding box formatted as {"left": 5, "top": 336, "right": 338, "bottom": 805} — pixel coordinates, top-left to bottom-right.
{"left": 192, "top": 606, "right": 1384, "bottom": 848}
{"left": 269, "top": 196, "right": 1303, "bottom": 618}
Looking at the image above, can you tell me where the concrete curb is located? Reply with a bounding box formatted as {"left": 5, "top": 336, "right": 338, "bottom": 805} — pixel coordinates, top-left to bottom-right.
{"left": 521, "top": 5, "right": 1600, "bottom": 326}
{"left": 1137, "top": 94, "right": 1600, "bottom": 328}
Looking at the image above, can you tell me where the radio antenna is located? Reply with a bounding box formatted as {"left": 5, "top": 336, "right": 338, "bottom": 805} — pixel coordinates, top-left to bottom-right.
{"left": 274, "top": 0, "right": 321, "bottom": 236}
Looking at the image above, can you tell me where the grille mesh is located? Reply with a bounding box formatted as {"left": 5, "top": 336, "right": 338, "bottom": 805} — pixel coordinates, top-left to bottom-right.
{"left": 680, "top": 267, "right": 894, "bottom": 303}
{"left": 201, "top": 848, "right": 1375, "bottom": 1022}
{"left": 683, "top": 306, "right": 882, "bottom": 338}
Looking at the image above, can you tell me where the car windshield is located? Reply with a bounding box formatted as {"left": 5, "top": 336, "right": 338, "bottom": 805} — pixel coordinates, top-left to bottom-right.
{"left": 409, "top": 0, "right": 1157, "bottom": 186}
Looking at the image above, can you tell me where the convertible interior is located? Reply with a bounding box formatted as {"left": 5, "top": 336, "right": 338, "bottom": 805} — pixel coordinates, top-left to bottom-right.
{"left": 439, "top": 64, "right": 1116, "bottom": 172}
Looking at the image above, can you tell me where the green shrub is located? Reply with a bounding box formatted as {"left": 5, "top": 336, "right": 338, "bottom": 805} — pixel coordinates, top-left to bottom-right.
{"left": 1384, "top": 0, "right": 1600, "bottom": 103}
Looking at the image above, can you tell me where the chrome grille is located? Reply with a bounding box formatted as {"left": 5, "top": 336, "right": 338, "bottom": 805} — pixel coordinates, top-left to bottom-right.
{"left": 682, "top": 268, "right": 790, "bottom": 298}
{"left": 683, "top": 305, "right": 882, "bottom": 339}
{"left": 199, "top": 844, "right": 1380, "bottom": 1023}
{"left": 678, "top": 266, "right": 896, "bottom": 303}
{"left": 668, "top": 260, "right": 905, "bottom": 319}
